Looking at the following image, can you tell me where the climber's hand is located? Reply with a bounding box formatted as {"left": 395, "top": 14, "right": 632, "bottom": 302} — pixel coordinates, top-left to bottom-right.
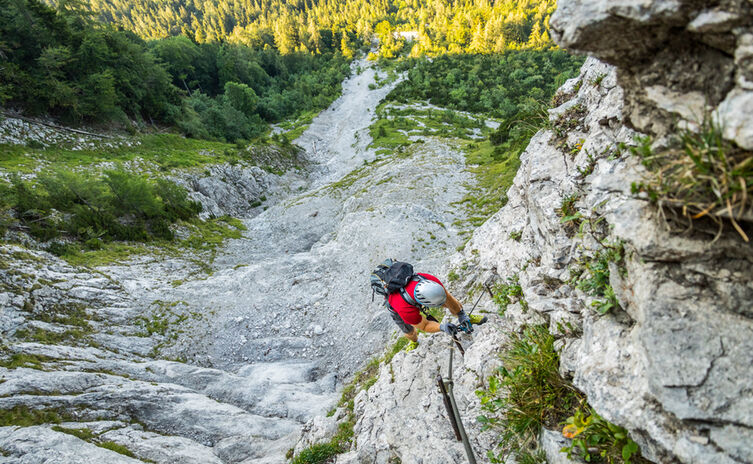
{"left": 440, "top": 322, "right": 459, "bottom": 337}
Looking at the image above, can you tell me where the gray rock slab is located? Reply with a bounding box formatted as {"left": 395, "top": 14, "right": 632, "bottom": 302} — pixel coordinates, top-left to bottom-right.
{"left": 0, "top": 426, "right": 142, "bottom": 463}
{"left": 99, "top": 427, "right": 223, "bottom": 464}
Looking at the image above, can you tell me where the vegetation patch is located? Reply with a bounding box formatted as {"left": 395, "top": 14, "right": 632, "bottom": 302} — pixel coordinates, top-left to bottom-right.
{"left": 492, "top": 275, "right": 527, "bottom": 315}
{"left": 383, "top": 337, "right": 410, "bottom": 365}
{"left": 1, "top": 166, "right": 248, "bottom": 266}
{"left": 577, "top": 149, "right": 598, "bottom": 177}
{"left": 377, "top": 105, "right": 485, "bottom": 144}
{"left": 339, "top": 357, "right": 381, "bottom": 409}
{"left": 630, "top": 122, "right": 753, "bottom": 241}
{"left": 290, "top": 442, "right": 343, "bottom": 464}
{"left": 0, "top": 405, "right": 72, "bottom": 427}
{"left": 0, "top": 135, "right": 232, "bottom": 173}
{"left": 136, "top": 300, "right": 192, "bottom": 339}
{"left": 570, "top": 243, "right": 625, "bottom": 315}
{"left": 477, "top": 325, "right": 582, "bottom": 462}
{"left": 52, "top": 215, "right": 245, "bottom": 268}
{"left": 97, "top": 441, "right": 138, "bottom": 458}
{"left": 180, "top": 216, "right": 246, "bottom": 252}
{"left": 368, "top": 105, "right": 413, "bottom": 156}
{"left": 325, "top": 162, "right": 376, "bottom": 194}
{"left": 557, "top": 193, "right": 584, "bottom": 236}
{"left": 276, "top": 110, "right": 319, "bottom": 141}
{"left": 562, "top": 406, "right": 649, "bottom": 464}
{"left": 51, "top": 426, "right": 96, "bottom": 441}
{"left": 33, "top": 303, "right": 95, "bottom": 329}
{"left": 551, "top": 85, "right": 578, "bottom": 109}
{"left": 552, "top": 104, "right": 587, "bottom": 143}
{"left": 290, "top": 407, "right": 356, "bottom": 464}
{"left": 15, "top": 326, "right": 92, "bottom": 345}
{"left": 57, "top": 242, "right": 152, "bottom": 268}
{"left": 52, "top": 425, "right": 152, "bottom": 461}
{"left": 2, "top": 169, "right": 201, "bottom": 244}
{"left": 0, "top": 353, "right": 55, "bottom": 370}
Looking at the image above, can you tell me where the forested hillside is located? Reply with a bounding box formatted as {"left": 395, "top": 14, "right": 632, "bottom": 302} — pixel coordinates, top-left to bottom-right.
{"left": 1, "top": 0, "right": 350, "bottom": 141}
{"left": 64, "top": 0, "right": 557, "bottom": 55}
{"left": 3, "top": 0, "right": 566, "bottom": 140}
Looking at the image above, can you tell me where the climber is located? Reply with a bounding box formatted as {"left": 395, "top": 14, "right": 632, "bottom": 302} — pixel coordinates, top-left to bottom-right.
{"left": 388, "top": 273, "right": 487, "bottom": 352}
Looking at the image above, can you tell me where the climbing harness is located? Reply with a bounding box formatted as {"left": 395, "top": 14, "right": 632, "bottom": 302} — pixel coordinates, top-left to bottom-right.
{"left": 437, "top": 336, "right": 477, "bottom": 464}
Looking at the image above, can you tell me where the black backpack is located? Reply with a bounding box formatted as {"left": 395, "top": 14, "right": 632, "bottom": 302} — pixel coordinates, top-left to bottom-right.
{"left": 370, "top": 258, "right": 427, "bottom": 312}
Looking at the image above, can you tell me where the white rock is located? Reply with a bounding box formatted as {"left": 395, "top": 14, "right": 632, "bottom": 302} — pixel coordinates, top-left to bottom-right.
{"left": 716, "top": 88, "right": 753, "bottom": 149}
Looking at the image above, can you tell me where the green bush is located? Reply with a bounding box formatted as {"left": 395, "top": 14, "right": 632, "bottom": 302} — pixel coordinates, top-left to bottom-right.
{"left": 572, "top": 244, "right": 624, "bottom": 315}
{"left": 290, "top": 443, "right": 342, "bottom": 464}
{"left": 477, "top": 325, "right": 581, "bottom": 462}
{"left": 7, "top": 170, "right": 201, "bottom": 244}
{"left": 561, "top": 406, "right": 646, "bottom": 464}
{"left": 492, "top": 275, "right": 527, "bottom": 315}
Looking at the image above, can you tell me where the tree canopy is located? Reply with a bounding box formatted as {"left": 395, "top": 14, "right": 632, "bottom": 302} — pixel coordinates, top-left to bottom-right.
{"left": 2, "top": 0, "right": 574, "bottom": 142}
{"left": 1, "top": 0, "right": 350, "bottom": 141}
{"left": 51, "top": 0, "right": 560, "bottom": 55}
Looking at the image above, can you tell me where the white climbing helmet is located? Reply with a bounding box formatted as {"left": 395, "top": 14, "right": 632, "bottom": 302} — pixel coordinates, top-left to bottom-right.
{"left": 414, "top": 279, "right": 446, "bottom": 307}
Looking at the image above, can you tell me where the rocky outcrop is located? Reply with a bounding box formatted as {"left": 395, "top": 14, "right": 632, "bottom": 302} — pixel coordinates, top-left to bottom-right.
{"left": 0, "top": 115, "right": 135, "bottom": 150}
{"left": 176, "top": 160, "right": 304, "bottom": 220}
{"left": 550, "top": 0, "right": 753, "bottom": 149}
{"left": 461, "top": 55, "right": 752, "bottom": 463}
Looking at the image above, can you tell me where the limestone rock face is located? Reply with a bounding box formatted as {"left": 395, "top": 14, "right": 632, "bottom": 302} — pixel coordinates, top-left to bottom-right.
{"left": 458, "top": 57, "right": 753, "bottom": 463}
{"left": 551, "top": 0, "right": 753, "bottom": 148}
{"left": 0, "top": 426, "right": 143, "bottom": 463}
{"left": 174, "top": 146, "right": 309, "bottom": 220}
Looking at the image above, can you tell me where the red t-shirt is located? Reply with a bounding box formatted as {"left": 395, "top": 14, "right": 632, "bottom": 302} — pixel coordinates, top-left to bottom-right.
{"left": 388, "top": 273, "right": 444, "bottom": 325}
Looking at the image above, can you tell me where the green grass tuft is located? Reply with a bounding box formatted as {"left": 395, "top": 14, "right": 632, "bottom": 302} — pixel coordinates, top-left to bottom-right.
{"left": 477, "top": 325, "right": 582, "bottom": 462}
{"left": 0, "top": 406, "right": 71, "bottom": 427}
{"left": 97, "top": 441, "right": 137, "bottom": 458}
{"left": 630, "top": 121, "right": 753, "bottom": 242}
{"left": 0, "top": 353, "right": 55, "bottom": 370}
{"left": 51, "top": 426, "right": 96, "bottom": 441}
